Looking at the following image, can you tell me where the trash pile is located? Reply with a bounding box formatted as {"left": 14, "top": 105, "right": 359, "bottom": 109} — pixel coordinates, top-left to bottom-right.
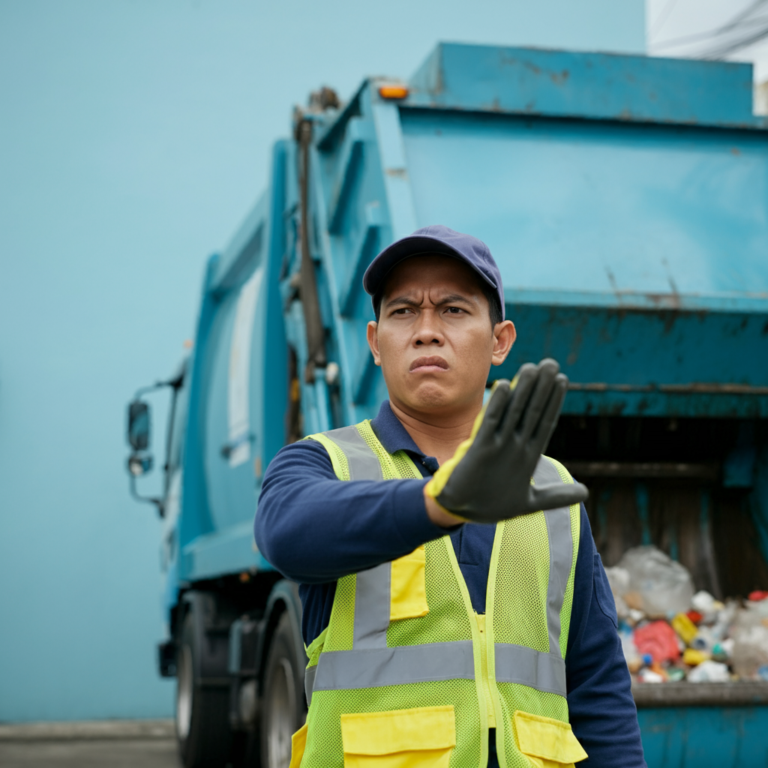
{"left": 606, "top": 546, "right": 768, "bottom": 684}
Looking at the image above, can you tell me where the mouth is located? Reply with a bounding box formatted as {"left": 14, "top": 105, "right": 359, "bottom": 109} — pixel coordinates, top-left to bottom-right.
{"left": 409, "top": 356, "right": 449, "bottom": 373}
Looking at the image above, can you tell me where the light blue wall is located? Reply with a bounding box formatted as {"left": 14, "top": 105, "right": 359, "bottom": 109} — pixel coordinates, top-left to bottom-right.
{"left": 0, "top": 0, "right": 645, "bottom": 722}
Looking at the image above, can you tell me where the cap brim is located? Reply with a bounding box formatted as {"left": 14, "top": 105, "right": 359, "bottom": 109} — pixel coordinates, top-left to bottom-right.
{"left": 363, "top": 235, "right": 497, "bottom": 296}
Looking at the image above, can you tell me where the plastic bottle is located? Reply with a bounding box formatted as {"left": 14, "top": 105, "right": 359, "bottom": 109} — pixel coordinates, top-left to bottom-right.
{"left": 682, "top": 648, "right": 710, "bottom": 666}
{"left": 671, "top": 613, "right": 699, "bottom": 645}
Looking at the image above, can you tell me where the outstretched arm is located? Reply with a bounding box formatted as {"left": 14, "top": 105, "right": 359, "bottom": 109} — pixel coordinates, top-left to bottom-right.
{"left": 255, "top": 439, "right": 452, "bottom": 584}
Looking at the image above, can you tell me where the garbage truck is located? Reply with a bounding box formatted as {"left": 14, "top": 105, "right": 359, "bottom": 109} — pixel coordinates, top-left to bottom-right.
{"left": 125, "top": 42, "right": 768, "bottom": 767}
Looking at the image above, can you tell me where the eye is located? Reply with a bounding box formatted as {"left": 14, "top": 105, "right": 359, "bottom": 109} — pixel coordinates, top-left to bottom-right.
{"left": 445, "top": 306, "right": 465, "bottom": 314}
{"left": 391, "top": 307, "right": 413, "bottom": 316}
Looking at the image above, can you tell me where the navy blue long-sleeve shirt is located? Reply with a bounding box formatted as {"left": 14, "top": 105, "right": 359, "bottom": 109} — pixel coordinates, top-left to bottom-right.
{"left": 256, "top": 401, "right": 645, "bottom": 768}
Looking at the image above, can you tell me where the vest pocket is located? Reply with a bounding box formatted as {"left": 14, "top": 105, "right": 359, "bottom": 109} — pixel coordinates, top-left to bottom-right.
{"left": 390, "top": 546, "right": 429, "bottom": 621}
{"left": 513, "top": 711, "right": 588, "bottom": 768}
{"left": 341, "top": 705, "right": 455, "bottom": 768}
{"left": 289, "top": 722, "right": 308, "bottom": 768}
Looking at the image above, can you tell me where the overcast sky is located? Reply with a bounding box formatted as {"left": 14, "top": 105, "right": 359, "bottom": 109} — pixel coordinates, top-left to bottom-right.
{"left": 647, "top": 0, "right": 768, "bottom": 80}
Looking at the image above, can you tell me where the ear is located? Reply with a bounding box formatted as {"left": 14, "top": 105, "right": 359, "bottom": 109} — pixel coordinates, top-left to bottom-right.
{"left": 491, "top": 320, "right": 516, "bottom": 366}
{"left": 366, "top": 321, "right": 382, "bottom": 366}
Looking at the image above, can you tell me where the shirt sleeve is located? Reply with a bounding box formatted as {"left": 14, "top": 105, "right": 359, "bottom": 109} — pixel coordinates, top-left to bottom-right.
{"left": 255, "top": 439, "right": 453, "bottom": 584}
{"left": 566, "top": 506, "right": 647, "bottom": 768}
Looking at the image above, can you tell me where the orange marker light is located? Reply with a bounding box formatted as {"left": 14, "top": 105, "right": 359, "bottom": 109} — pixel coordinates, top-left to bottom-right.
{"left": 378, "top": 84, "right": 409, "bottom": 100}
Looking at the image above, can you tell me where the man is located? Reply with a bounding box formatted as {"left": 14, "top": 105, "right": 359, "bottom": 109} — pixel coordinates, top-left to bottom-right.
{"left": 256, "top": 226, "right": 645, "bottom": 767}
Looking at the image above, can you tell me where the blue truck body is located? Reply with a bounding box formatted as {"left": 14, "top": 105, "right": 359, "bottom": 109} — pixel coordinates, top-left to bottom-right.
{"left": 129, "top": 43, "right": 768, "bottom": 767}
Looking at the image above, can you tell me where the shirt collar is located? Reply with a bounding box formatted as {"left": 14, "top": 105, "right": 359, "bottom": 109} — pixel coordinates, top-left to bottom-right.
{"left": 370, "top": 400, "right": 425, "bottom": 458}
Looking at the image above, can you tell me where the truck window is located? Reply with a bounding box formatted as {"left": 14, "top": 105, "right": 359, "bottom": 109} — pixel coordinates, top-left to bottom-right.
{"left": 166, "top": 383, "right": 188, "bottom": 474}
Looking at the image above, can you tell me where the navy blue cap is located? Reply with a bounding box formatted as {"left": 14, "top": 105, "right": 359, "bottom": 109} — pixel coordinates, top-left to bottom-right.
{"left": 362, "top": 225, "right": 505, "bottom": 321}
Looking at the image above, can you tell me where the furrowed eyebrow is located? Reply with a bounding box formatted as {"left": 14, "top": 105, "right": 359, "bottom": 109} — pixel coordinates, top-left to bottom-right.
{"left": 385, "top": 295, "right": 422, "bottom": 308}
{"left": 384, "top": 293, "right": 478, "bottom": 309}
{"left": 437, "top": 293, "right": 476, "bottom": 307}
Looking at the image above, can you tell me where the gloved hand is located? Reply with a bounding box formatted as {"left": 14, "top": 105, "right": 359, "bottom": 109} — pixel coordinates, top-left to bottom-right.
{"left": 425, "top": 359, "right": 588, "bottom": 523}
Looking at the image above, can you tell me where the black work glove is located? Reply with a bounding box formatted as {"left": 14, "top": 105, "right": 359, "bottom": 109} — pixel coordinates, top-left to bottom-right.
{"left": 425, "top": 359, "right": 588, "bottom": 523}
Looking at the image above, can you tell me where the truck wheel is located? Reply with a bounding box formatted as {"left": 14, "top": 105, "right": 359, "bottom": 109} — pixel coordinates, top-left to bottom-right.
{"left": 231, "top": 730, "right": 261, "bottom": 768}
{"left": 261, "top": 613, "right": 305, "bottom": 768}
{"left": 177, "top": 611, "right": 232, "bottom": 767}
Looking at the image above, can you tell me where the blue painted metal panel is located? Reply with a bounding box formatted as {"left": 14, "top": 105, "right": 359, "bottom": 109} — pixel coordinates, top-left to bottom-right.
{"left": 177, "top": 145, "right": 289, "bottom": 582}
{"left": 179, "top": 256, "right": 220, "bottom": 571}
{"left": 409, "top": 43, "right": 763, "bottom": 130}
{"left": 261, "top": 141, "right": 290, "bottom": 472}
{"left": 491, "top": 303, "right": 768, "bottom": 417}
{"left": 638, "top": 707, "right": 768, "bottom": 767}
{"left": 160, "top": 469, "right": 183, "bottom": 617}
{"left": 312, "top": 83, "right": 397, "bottom": 424}
{"left": 203, "top": 283, "right": 258, "bottom": 531}
{"left": 210, "top": 193, "right": 268, "bottom": 297}
{"left": 400, "top": 111, "right": 768, "bottom": 305}
{"left": 394, "top": 103, "right": 768, "bottom": 416}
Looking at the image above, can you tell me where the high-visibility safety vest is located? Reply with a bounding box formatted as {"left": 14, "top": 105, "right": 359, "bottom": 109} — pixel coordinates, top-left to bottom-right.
{"left": 289, "top": 420, "right": 588, "bottom": 768}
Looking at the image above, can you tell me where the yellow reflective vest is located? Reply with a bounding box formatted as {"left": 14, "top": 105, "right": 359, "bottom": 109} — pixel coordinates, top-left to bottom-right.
{"left": 290, "top": 420, "right": 588, "bottom": 768}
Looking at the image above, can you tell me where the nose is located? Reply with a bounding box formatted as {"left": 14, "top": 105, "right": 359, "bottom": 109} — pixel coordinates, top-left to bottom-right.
{"left": 412, "top": 309, "right": 444, "bottom": 347}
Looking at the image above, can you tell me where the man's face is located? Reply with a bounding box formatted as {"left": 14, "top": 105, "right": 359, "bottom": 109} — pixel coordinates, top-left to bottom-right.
{"left": 367, "top": 254, "right": 515, "bottom": 417}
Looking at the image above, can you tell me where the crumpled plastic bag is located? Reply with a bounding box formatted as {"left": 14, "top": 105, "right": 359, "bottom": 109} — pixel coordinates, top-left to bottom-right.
{"left": 617, "top": 546, "right": 694, "bottom": 618}
{"left": 731, "top": 604, "right": 768, "bottom": 679}
{"left": 604, "top": 566, "right": 631, "bottom": 618}
{"left": 688, "top": 660, "right": 730, "bottom": 683}
{"left": 605, "top": 565, "right": 630, "bottom": 597}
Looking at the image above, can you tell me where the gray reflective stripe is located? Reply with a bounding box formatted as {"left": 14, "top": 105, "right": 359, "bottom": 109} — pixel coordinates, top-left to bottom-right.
{"left": 310, "top": 641, "right": 566, "bottom": 698}
{"left": 312, "top": 641, "right": 475, "bottom": 691}
{"left": 323, "top": 425, "right": 383, "bottom": 481}
{"left": 305, "top": 664, "right": 317, "bottom": 706}
{"left": 533, "top": 456, "right": 574, "bottom": 658}
{"left": 323, "top": 425, "right": 391, "bottom": 649}
{"left": 494, "top": 642, "right": 567, "bottom": 697}
{"left": 354, "top": 562, "right": 391, "bottom": 648}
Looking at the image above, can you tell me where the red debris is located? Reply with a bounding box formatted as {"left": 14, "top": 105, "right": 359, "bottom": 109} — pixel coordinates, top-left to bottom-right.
{"left": 634, "top": 621, "right": 681, "bottom": 664}
{"left": 686, "top": 610, "right": 703, "bottom": 624}
{"left": 748, "top": 591, "right": 768, "bottom": 602}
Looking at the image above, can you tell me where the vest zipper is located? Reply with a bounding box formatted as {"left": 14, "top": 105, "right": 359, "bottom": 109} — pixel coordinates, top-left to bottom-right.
{"left": 475, "top": 613, "right": 496, "bottom": 729}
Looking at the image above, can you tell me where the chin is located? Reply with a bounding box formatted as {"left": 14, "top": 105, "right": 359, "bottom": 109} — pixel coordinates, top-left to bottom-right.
{"left": 406, "top": 383, "right": 456, "bottom": 412}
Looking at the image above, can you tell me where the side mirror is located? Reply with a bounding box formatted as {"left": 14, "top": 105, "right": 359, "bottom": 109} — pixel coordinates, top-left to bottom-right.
{"left": 128, "top": 400, "right": 151, "bottom": 451}
{"left": 125, "top": 385, "right": 168, "bottom": 518}
{"left": 128, "top": 454, "right": 154, "bottom": 477}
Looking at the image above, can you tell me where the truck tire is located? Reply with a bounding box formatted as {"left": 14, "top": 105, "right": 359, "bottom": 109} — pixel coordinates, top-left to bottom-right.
{"left": 260, "top": 612, "right": 305, "bottom": 768}
{"left": 231, "top": 730, "right": 261, "bottom": 768}
{"left": 176, "top": 610, "right": 232, "bottom": 768}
